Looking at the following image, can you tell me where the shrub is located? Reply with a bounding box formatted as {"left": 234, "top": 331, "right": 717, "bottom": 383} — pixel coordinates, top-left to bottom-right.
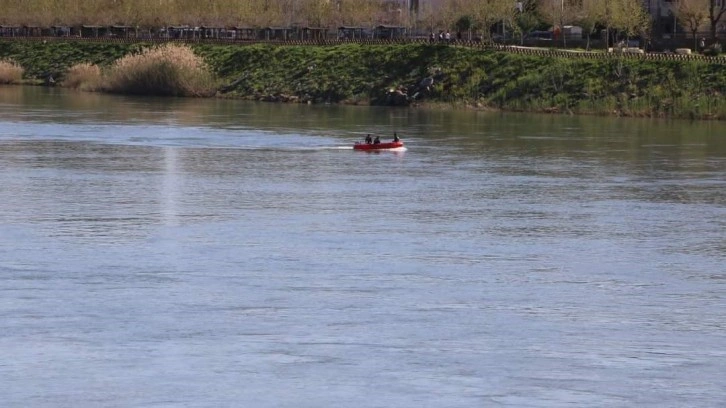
{"left": 104, "top": 43, "right": 216, "bottom": 97}
{"left": 703, "top": 43, "right": 722, "bottom": 57}
{"left": 0, "top": 59, "right": 24, "bottom": 84}
{"left": 63, "top": 63, "right": 102, "bottom": 91}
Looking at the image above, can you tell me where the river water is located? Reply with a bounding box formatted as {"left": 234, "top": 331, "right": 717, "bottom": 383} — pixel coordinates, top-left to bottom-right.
{"left": 1, "top": 86, "right": 725, "bottom": 407}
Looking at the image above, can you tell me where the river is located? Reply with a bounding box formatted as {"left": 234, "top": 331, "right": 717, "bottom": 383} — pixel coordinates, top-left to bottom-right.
{"left": 1, "top": 85, "right": 725, "bottom": 407}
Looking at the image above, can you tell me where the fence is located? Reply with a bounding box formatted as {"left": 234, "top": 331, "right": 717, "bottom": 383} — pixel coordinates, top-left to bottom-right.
{"left": 2, "top": 36, "right": 725, "bottom": 64}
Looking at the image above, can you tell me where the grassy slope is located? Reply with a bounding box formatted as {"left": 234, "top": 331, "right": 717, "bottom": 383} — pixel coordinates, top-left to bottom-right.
{"left": 195, "top": 43, "right": 726, "bottom": 119}
{"left": 0, "top": 41, "right": 140, "bottom": 78}
{"left": 2, "top": 40, "right": 725, "bottom": 119}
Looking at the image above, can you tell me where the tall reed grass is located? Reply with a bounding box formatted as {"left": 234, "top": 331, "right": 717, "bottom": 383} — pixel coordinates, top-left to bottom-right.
{"left": 0, "top": 59, "right": 24, "bottom": 84}
{"left": 63, "top": 63, "right": 102, "bottom": 91}
{"left": 104, "top": 44, "right": 216, "bottom": 97}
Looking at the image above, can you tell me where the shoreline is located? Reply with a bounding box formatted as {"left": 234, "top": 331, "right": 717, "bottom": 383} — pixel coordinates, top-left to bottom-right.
{"left": 8, "top": 80, "right": 722, "bottom": 122}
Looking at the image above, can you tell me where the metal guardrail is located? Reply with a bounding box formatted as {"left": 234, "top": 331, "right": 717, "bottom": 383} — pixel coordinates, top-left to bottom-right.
{"left": 491, "top": 44, "right": 726, "bottom": 62}
{"left": 2, "top": 36, "right": 725, "bottom": 63}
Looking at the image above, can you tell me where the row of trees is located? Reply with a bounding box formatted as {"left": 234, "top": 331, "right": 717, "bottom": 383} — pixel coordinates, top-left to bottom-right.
{"left": 673, "top": 0, "right": 726, "bottom": 41}
{"left": 431, "top": 0, "right": 725, "bottom": 46}
{"left": 1, "top": 0, "right": 724, "bottom": 43}
{"left": 0, "top": 0, "right": 390, "bottom": 28}
{"left": 432, "top": 0, "right": 653, "bottom": 48}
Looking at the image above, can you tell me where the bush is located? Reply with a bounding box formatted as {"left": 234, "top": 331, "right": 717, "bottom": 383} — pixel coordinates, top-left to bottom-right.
{"left": 0, "top": 59, "right": 24, "bottom": 84}
{"left": 104, "top": 43, "right": 216, "bottom": 96}
{"left": 703, "top": 43, "right": 722, "bottom": 57}
{"left": 63, "top": 63, "right": 102, "bottom": 91}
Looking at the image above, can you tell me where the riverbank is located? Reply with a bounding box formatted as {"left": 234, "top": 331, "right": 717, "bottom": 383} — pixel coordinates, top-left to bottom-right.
{"left": 2, "top": 40, "right": 725, "bottom": 120}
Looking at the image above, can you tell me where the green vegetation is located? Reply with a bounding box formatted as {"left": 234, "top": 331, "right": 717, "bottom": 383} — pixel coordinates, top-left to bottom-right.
{"left": 1, "top": 42, "right": 216, "bottom": 96}
{"left": 198, "top": 43, "right": 726, "bottom": 119}
{"left": 2, "top": 40, "right": 725, "bottom": 120}
{"left": 0, "top": 40, "right": 139, "bottom": 79}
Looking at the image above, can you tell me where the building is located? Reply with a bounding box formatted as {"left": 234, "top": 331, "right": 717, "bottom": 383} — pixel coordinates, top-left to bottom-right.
{"left": 643, "top": 0, "right": 677, "bottom": 38}
{"left": 644, "top": 0, "right": 725, "bottom": 39}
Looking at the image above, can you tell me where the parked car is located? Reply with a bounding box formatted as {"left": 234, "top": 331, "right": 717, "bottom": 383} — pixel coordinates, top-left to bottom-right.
{"left": 526, "top": 30, "right": 553, "bottom": 40}
{"left": 491, "top": 32, "right": 514, "bottom": 43}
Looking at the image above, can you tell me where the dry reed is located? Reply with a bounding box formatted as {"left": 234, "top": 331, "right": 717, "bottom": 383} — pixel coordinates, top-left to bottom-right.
{"left": 0, "top": 59, "right": 24, "bottom": 84}
{"left": 63, "top": 63, "right": 102, "bottom": 91}
{"left": 103, "top": 43, "right": 216, "bottom": 97}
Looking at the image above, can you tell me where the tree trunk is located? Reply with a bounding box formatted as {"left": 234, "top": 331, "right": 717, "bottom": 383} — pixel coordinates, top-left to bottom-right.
{"left": 711, "top": 19, "right": 718, "bottom": 41}
{"left": 693, "top": 30, "right": 698, "bottom": 52}
{"left": 710, "top": 2, "right": 726, "bottom": 41}
{"left": 605, "top": 27, "right": 609, "bottom": 51}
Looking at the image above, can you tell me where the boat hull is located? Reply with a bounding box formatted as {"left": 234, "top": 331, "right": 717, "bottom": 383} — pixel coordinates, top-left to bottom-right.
{"left": 353, "top": 141, "right": 404, "bottom": 150}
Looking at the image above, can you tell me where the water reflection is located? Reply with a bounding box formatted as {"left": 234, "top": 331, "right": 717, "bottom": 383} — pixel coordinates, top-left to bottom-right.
{"left": 161, "top": 146, "right": 180, "bottom": 226}
{"left": 2, "top": 85, "right": 724, "bottom": 151}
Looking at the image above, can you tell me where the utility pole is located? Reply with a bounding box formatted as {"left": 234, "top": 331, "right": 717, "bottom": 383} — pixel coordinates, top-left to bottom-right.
{"left": 561, "top": 0, "right": 565, "bottom": 47}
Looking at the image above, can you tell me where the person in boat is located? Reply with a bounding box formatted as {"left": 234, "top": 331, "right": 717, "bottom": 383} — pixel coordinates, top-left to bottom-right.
{"left": 373, "top": 136, "right": 381, "bottom": 144}
{"left": 393, "top": 132, "right": 400, "bottom": 142}
{"left": 365, "top": 134, "right": 372, "bottom": 144}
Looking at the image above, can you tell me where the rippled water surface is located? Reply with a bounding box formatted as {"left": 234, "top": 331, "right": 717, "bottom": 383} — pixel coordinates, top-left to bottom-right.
{"left": 1, "top": 86, "right": 725, "bottom": 407}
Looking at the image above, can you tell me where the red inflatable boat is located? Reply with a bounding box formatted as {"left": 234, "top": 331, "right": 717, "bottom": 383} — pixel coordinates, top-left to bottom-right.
{"left": 353, "top": 141, "right": 404, "bottom": 151}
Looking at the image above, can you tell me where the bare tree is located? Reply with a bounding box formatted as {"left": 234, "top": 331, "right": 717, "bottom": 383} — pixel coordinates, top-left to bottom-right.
{"left": 538, "top": 0, "right": 579, "bottom": 47}
{"left": 574, "top": 0, "right": 607, "bottom": 50}
{"left": 674, "top": 0, "right": 709, "bottom": 51}
{"left": 335, "top": 0, "right": 381, "bottom": 27}
{"left": 10, "top": 0, "right": 50, "bottom": 27}
{"left": 706, "top": 0, "right": 726, "bottom": 40}
{"left": 299, "top": 0, "right": 335, "bottom": 27}
{"left": 467, "top": 0, "right": 511, "bottom": 44}
{"left": 417, "top": 0, "right": 450, "bottom": 33}
{"left": 440, "top": 0, "right": 471, "bottom": 33}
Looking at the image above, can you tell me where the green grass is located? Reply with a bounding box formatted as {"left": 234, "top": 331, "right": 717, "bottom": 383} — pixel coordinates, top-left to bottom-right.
{"left": 2, "top": 39, "right": 725, "bottom": 120}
